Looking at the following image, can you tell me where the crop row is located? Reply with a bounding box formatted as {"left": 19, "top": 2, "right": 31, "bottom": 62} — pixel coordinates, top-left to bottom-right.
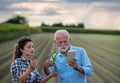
{"left": 0, "top": 33, "right": 120, "bottom": 83}
{"left": 71, "top": 34, "right": 120, "bottom": 83}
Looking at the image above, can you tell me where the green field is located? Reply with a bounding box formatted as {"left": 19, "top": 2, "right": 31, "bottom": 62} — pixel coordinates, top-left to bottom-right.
{"left": 0, "top": 33, "right": 120, "bottom": 83}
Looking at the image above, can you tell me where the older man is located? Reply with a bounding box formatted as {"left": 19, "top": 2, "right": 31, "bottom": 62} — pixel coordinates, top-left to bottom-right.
{"left": 43, "top": 30, "right": 94, "bottom": 83}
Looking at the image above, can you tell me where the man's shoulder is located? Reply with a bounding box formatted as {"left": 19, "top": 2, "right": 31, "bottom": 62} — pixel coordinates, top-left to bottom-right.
{"left": 71, "top": 45, "right": 85, "bottom": 50}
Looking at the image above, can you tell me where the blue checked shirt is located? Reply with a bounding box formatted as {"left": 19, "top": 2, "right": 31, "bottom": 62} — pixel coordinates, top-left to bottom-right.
{"left": 49, "top": 45, "right": 94, "bottom": 83}
{"left": 10, "top": 56, "right": 43, "bottom": 83}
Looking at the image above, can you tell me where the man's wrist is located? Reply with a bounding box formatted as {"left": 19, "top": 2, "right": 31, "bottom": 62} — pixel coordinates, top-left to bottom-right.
{"left": 74, "top": 66, "right": 85, "bottom": 74}
{"left": 74, "top": 65, "right": 79, "bottom": 71}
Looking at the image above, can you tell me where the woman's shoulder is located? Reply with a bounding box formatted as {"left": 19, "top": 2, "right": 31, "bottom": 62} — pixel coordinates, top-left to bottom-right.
{"left": 11, "top": 58, "right": 22, "bottom": 66}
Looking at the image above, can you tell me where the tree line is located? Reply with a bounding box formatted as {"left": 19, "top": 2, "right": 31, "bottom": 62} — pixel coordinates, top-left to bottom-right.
{"left": 41, "top": 22, "right": 84, "bottom": 28}
{"left": 2, "top": 15, "right": 84, "bottom": 28}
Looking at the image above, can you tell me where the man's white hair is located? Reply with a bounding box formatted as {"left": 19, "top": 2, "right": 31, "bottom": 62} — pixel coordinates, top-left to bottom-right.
{"left": 54, "top": 30, "right": 70, "bottom": 41}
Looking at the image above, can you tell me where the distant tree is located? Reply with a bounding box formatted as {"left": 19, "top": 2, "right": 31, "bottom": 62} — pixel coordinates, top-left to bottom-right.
{"left": 52, "top": 23, "right": 63, "bottom": 27}
{"left": 41, "top": 22, "right": 50, "bottom": 27}
{"left": 66, "top": 24, "right": 76, "bottom": 27}
{"left": 41, "top": 22, "right": 85, "bottom": 29}
{"left": 5, "top": 15, "right": 28, "bottom": 25}
{"left": 77, "top": 23, "right": 84, "bottom": 28}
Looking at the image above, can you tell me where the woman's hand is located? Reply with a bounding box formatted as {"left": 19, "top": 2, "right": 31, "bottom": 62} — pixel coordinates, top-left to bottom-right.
{"left": 43, "top": 60, "right": 55, "bottom": 75}
{"left": 40, "top": 71, "right": 57, "bottom": 83}
{"left": 29, "top": 60, "right": 38, "bottom": 72}
{"left": 50, "top": 71, "right": 58, "bottom": 77}
{"left": 18, "top": 60, "right": 38, "bottom": 83}
{"left": 43, "top": 60, "right": 55, "bottom": 68}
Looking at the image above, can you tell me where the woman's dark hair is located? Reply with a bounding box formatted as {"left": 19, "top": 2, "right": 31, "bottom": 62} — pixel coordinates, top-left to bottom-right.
{"left": 13, "top": 36, "right": 32, "bottom": 60}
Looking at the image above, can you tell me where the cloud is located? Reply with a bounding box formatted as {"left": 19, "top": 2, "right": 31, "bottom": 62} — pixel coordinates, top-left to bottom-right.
{"left": 53, "top": 0, "right": 120, "bottom": 3}
{"left": 82, "top": 2, "right": 120, "bottom": 30}
{"left": 41, "top": 8, "right": 60, "bottom": 16}
{"left": 0, "top": 0, "right": 120, "bottom": 30}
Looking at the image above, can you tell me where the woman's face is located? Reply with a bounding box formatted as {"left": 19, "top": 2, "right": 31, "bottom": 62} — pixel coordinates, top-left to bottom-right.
{"left": 21, "top": 42, "right": 34, "bottom": 56}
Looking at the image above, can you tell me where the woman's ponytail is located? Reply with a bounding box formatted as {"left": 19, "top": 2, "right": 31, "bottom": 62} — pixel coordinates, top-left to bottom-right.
{"left": 13, "top": 44, "right": 22, "bottom": 60}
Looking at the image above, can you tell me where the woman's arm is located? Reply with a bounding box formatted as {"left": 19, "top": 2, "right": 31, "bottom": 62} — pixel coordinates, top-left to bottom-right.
{"left": 39, "top": 71, "right": 57, "bottom": 83}
{"left": 18, "top": 60, "right": 37, "bottom": 83}
{"left": 18, "top": 68, "right": 32, "bottom": 83}
{"left": 43, "top": 60, "right": 54, "bottom": 75}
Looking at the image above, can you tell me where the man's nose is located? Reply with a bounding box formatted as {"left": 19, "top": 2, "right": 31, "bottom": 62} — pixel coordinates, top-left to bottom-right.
{"left": 61, "top": 42, "right": 66, "bottom": 46}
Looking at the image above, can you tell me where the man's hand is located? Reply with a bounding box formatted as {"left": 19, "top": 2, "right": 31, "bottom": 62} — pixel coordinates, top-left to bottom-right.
{"left": 68, "top": 58, "right": 84, "bottom": 74}
{"left": 68, "top": 58, "right": 78, "bottom": 69}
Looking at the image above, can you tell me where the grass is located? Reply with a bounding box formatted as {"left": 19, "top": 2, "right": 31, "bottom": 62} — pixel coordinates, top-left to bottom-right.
{"left": 91, "top": 59, "right": 120, "bottom": 82}
{"left": 0, "top": 33, "right": 120, "bottom": 83}
{"left": 0, "top": 23, "right": 41, "bottom": 43}
{"left": 92, "top": 73, "right": 105, "bottom": 83}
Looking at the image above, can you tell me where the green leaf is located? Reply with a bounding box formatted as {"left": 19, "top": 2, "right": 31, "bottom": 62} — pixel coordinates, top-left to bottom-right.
{"left": 51, "top": 52, "right": 57, "bottom": 61}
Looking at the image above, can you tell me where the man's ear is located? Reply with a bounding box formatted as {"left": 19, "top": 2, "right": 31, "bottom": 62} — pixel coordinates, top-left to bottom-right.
{"left": 54, "top": 40, "right": 56, "bottom": 43}
{"left": 69, "top": 38, "right": 71, "bottom": 41}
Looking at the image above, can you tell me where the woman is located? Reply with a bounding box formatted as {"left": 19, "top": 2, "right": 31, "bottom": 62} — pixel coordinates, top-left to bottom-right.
{"left": 10, "top": 36, "right": 57, "bottom": 83}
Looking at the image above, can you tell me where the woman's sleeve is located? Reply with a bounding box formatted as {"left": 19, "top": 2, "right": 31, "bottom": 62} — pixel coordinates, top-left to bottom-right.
{"left": 10, "top": 60, "right": 21, "bottom": 82}
{"left": 35, "top": 70, "right": 44, "bottom": 82}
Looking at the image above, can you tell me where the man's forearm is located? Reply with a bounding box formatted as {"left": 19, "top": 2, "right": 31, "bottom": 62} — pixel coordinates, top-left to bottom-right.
{"left": 74, "top": 66, "right": 85, "bottom": 74}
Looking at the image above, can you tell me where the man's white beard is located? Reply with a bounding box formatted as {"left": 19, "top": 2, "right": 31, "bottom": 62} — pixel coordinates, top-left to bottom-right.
{"left": 57, "top": 44, "right": 70, "bottom": 52}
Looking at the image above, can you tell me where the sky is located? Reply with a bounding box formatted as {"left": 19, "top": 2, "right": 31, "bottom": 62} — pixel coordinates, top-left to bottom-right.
{"left": 0, "top": 0, "right": 120, "bottom": 30}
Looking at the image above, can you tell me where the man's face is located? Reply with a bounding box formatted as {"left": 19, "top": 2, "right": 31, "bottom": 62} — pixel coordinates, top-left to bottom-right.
{"left": 55, "top": 33, "right": 70, "bottom": 53}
